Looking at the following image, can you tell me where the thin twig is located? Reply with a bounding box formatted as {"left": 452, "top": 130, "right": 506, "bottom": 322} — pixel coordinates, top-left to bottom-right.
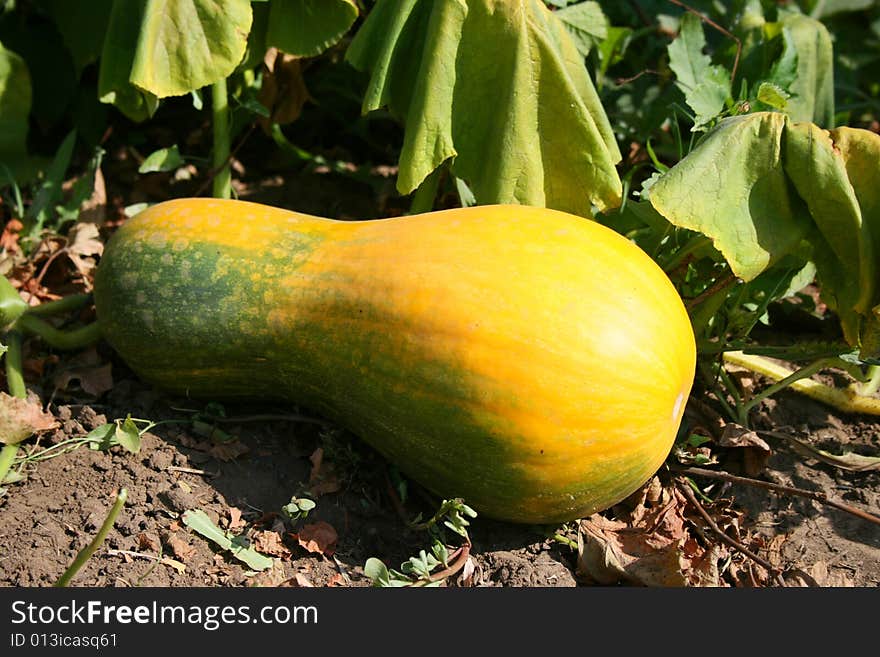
{"left": 106, "top": 549, "right": 186, "bottom": 573}
{"left": 615, "top": 69, "right": 663, "bottom": 86}
{"left": 675, "top": 477, "right": 785, "bottom": 584}
{"left": 668, "top": 0, "right": 742, "bottom": 88}
{"left": 672, "top": 465, "right": 880, "bottom": 527}
{"left": 685, "top": 273, "right": 737, "bottom": 310}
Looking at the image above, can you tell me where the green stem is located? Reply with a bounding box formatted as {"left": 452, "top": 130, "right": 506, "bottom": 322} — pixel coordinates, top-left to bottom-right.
{"left": 270, "top": 123, "right": 313, "bottom": 161}
{"left": 0, "top": 443, "right": 19, "bottom": 488}
{"left": 552, "top": 533, "right": 578, "bottom": 550}
{"left": 15, "top": 315, "right": 102, "bottom": 350}
{"left": 15, "top": 436, "right": 91, "bottom": 465}
{"left": 0, "top": 276, "right": 27, "bottom": 327}
{"left": 55, "top": 487, "right": 127, "bottom": 587}
{"left": 0, "top": 331, "right": 26, "bottom": 488}
{"left": 857, "top": 364, "right": 880, "bottom": 397}
{"left": 724, "top": 351, "right": 880, "bottom": 416}
{"left": 27, "top": 293, "right": 91, "bottom": 317}
{"left": 739, "top": 356, "right": 836, "bottom": 417}
{"left": 4, "top": 330, "right": 26, "bottom": 398}
{"left": 409, "top": 166, "right": 443, "bottom": 215}
{"left": 212, "top": 78, "right": 232, "bottom": 199}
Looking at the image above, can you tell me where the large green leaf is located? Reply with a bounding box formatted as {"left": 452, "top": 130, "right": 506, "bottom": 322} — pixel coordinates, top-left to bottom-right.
{"left": 98, "top": 1, "right": 158, "bottom": 121}
{"left": 267, "top": 0, "right": 358, "bottom": 57}
{"left": 129, "top": 0, "right": 253, "bottom": 97}
{"left": 648, "top": 112, "right": 809, "bottom": 281}
{"left": 346, "top": 0, "right": 622, "bottom": 215}
{"left": 649, "top": 111, "right": 880, "bottom": 356}
{"left": 809, "top": 126, "right": 880, "bottom": 351}
{"left": 0, "top": 41, "right": 31, "bottom": 176}
{"left": 783, "top": 122, "right": 873, "bottom": 322}
{"left": 98, "top": 0, "right": 252, "bottom": 119}
{"left": 780, "top": 13, "right": 834, "bottom": 127}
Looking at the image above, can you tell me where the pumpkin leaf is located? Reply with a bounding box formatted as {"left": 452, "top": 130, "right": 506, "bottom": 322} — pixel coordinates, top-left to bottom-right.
{"left": 98, "top": 0, "right": 252, "bottom": 118}
{"left": 764, "top": 26, "right": 799, "bottom": 92}
{"left": 648, "top": 112, "right": 810, "bottom": 281}
{"left": 756, "top": 81, "right": 789, "bottom": 111}
{"left": 97, "top": 1, "right": 159, "bottom": 121}
{"left": 782, "top": 121, "right": 874, "bottom": 346}
{"left": 266, "top": 0, "right": 358, "bottom": 57}
{"left": 649, "top": 111, "right": 880, "bottom": 356}
{"left": 345, "top": 0, "right": 622, "bottom": 215}
{"left": 779, "top": 13, "right": 834, "bottom": 127}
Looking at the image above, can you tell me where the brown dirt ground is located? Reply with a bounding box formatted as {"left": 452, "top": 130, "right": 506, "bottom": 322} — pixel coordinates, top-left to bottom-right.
{"left": 0, "top": 365, "right": 878, "bottom": 588}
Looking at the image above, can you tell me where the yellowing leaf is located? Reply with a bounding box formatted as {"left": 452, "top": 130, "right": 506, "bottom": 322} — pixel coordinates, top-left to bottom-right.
{"left": 649, "top": 112, "right": 810, "bottom": 281}
{"left": 130, "top": 0, "right": 253, "bottom": 98}
{"left": 780, "top": 14, "right": 834, "bottom": 127}
{"left": 346, "top": 0, "right": 622, "bottom": 215}
{"left": 99, "top": 0, "right": 252, "bottom": 119}
{"left": 266, "top": 0, "right": 358, "bottom": 57}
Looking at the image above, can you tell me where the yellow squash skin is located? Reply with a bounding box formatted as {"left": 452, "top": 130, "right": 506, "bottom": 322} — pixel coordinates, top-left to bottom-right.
{"left": 93, "top": 198, "right": 696, "bottom": 523}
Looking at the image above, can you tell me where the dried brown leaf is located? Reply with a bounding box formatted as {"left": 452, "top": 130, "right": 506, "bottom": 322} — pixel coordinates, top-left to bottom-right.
{"left": 163, "top": 533, "right": 197, "bottom": 562}
{"left": 577, "top": 514, "right": 690, "bottom": 586}
{"left": 66, "top": 222, "right": 104, "bottom": 287}
{"left": 258, "top": 48, "right": 311, "bottom": 128}
{"left": 77, "top": 168, "right": 107, "bottom": 225}
{"left": 280, "top": 573, "right": 315, "bottom": 588}
{"left": 295, "top": 521, "right": 338, "bottom": 557}
{"left": 719, "top": 423, "right": 771, "bottom": 475}
{"left": 53, "top": 363, "right": 113, "bottom": 397}
{"left": 809, "top": 561, "right": 855, "bottom": 587}
{"left": 1, "top": 219, "right": 23, "bottom": 254}
{"left": 772, "top": 432, "right": 880, "bottom": 472}
{"left": 577, "top": 486, "right": 727, "bottom": 587}
{"left": 327, "top": 573, "right": 348, "bottom": 587}
{"left": 137, "top": 532, "right": 162, "bottom": 552}
{"left": 227, "top": 506, "right": 245, "bottom": 531}
{"left": 0, "top": 392, "right": 58, "bottom": 445}
{"left": 252, "top": 530, "right": 292, "bottom": 559}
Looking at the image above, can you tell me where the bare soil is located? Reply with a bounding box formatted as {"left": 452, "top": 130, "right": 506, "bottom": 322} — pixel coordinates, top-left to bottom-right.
{"left": 0, "top": 366, "right": 878, "bottom": 588}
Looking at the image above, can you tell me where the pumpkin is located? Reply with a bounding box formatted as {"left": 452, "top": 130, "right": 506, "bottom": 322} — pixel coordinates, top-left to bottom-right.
{"left": 93, "top": 198, "right": 696, "bottom": 523}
